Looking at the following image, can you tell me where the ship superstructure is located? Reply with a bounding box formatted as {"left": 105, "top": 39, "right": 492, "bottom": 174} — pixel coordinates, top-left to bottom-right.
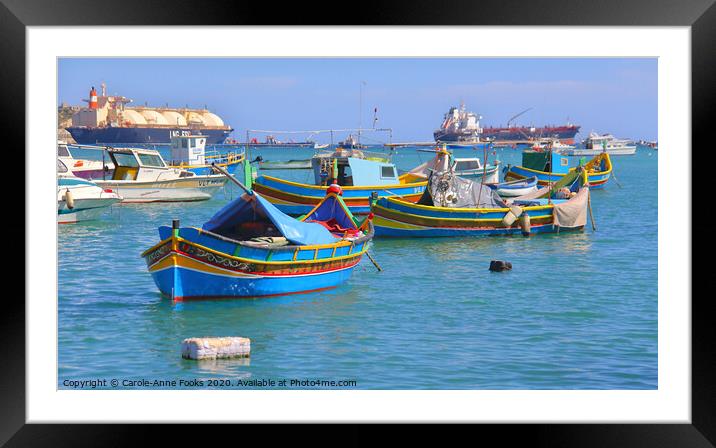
{"left": 433, "top": 103, "right": 483, "bottom": 143}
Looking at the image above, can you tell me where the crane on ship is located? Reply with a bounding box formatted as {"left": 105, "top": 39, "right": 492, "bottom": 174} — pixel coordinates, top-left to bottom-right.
{"left": 506, "top": 107, "right": 533, "bottom": 128}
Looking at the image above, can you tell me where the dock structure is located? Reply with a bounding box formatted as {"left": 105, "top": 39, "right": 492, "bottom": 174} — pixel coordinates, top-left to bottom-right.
{"left": 181, "top": 337, "right": 251, "bottom": 360}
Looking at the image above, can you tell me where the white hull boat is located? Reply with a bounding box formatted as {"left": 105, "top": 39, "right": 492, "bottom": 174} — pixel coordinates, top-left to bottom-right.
{"left": 57, "top": 160, "right": 121, "bottom": 223}
{"left": 567, "top": 132, "right": 637, "bottom": 156}
{"left": 561, "top": 146, "right": 636, "bottom": 156}
{"left": 454, "top": 158, "right": 500, "bottom": 183}
{"left": 91, "top": 146, "right": 229, "bottom": 203}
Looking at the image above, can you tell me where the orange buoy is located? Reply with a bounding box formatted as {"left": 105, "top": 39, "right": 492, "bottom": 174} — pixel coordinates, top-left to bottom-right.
{"left": 89, "top": 86, "right": 98, "bottom": 109}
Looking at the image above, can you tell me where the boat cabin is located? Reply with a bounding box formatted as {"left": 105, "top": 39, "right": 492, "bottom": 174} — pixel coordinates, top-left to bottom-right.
{"left": 311, "top": 151, "right": 399, "bottom": 187}
{"left": 521, "top": 150, "right": 570, "bottom": 174}
{"left": 170, "top": 133, "right": 207, "bottom": 165}
{"left": 454, "top": 158, "right": 484, "bottom": 173}
{"left": 107, "top": 148, "right": 193, "bottom": 181}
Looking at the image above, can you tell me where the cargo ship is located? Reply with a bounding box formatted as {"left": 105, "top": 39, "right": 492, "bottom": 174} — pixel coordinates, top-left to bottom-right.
{"left": 65, "top": 84, "right": 233, "bottom": 145}
{"left": 434, "top": 104, "right": 580, "bottom": 144}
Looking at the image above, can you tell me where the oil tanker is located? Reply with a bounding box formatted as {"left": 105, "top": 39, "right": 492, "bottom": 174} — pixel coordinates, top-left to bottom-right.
{"left": 65, "top": 84, "right": 233, "bottom": 145}
{"left": 434, "top": 104, "right": 580, "bottom": 144}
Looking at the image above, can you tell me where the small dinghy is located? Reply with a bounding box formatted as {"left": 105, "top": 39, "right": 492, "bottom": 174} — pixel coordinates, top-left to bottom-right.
{"left": 486, "top": 176, "right": 538, "bottom": 197}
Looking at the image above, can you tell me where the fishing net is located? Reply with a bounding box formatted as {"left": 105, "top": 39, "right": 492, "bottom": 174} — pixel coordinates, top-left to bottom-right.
{"left": 423, "top": 170, "right": 506, "bottom": 208}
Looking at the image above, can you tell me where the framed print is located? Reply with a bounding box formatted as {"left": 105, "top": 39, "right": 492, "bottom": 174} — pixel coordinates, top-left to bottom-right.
{"left": 5, "top": 0, "right": 710, "bottom": 444}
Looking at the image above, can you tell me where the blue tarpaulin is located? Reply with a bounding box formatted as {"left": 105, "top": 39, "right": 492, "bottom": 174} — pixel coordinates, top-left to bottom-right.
{"left": 303, "top": 194, "right": 357, "bottom": 231}
{"left": 202, "top": 192, "right": 338, "bottom": 246}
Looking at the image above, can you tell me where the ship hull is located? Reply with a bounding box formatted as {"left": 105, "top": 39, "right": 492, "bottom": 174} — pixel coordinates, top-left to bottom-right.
{"left": 67, "top": 126, "right": 232, "bottom": 145}
{"left": 481, "top": 126, "right": 581, "bottom": 144}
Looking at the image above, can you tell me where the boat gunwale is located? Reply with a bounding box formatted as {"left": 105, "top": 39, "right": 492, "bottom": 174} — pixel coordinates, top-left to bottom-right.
{"left": 378, "top": 195, "right": 556, "bottom": 214}
{"left": 257, "top": 174, "right": 427, "bottom": 191}
{"left": 141, "top": 223, "right": 375, "bottom": 259}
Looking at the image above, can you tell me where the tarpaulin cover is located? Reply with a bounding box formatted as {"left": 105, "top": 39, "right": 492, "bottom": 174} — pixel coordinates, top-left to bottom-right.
{"left": 303, "top": 194, "right": 357, "bottom": 231}
{"left": 553, "top": 187, "right": 589, "bottom": 228}
{"left": 202, "top": 192, "right": 338, "bottom": 246}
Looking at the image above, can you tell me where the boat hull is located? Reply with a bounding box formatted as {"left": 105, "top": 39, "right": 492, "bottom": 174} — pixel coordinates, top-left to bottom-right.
{"left": 142, "top": 230, "right": 369, "bottom": 300}
{"left": 66, "top": 126, "right": 232, "bottom": 145}
{"left": 561, "top": 147, "right": 636, "bottom": 156}
{"left": 57, "top": 177, "right": 121, "bottom": 223}
{"left": 253, "top": 175, "right": 427, "bottom": 215}
{"left": 504, "top": 154, "right": 612, "bottom": 190}
{"left": 57, "top": 198, "right": 119, "bottom": 223}
{"left": 95, "top": 176, "right": 227, "bottom": 202}
{"left": 371, "top": 196, "right": 585, "bottom": 238}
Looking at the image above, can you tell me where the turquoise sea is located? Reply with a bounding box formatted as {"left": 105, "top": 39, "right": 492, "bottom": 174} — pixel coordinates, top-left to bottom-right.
{"left": 58, "top": 145, "right": 658, "bottom": 389}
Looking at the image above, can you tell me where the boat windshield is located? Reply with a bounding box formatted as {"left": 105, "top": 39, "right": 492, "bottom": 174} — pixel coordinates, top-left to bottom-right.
{"left": 137, "top": 153, "right": 166, "bottom": 168}
{"left": 113, "top": 152, "right": 140, "bottom": 168}
{"left": 456, "top": 160, "right": 480, "bottom": 171}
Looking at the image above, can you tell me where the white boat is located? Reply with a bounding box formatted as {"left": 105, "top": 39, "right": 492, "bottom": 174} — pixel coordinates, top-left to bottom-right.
{"left": 528, "top": 138, "right": 575, "bottom": 154}
{"left": 454, "top": 157, "right": 500, "bottom": 183}
{"left": 58, "top": 141, "right": 114, "bottom": 180}
{"left": 57, "top": 159, "right": 122, "bottom": 223}
{"left": 92, "top": 147, "right": 229, "bottom": 203}
{"left": 314, "top": 143, "right": 330, "bottom": 150}
{"left": 562, "top": 132, "right": 637, "bottom": 156}
{"left": 486, "top": 176, "right": 539, "bottom": 197}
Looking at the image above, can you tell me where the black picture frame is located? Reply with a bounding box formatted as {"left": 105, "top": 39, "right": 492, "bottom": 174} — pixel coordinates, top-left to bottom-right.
{"left": 4, "top": 0, "right": 707, "bottom": 445}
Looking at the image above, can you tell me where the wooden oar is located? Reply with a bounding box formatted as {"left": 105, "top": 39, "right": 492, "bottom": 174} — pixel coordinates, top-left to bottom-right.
{"left": 365, "top": 251, "right": 383, "bottom": 272}
{"left": 211, "top": 162, "right": 254, "bottom": 195}
{"left": 587, "top": 188, "right": 597, "bottom": 231}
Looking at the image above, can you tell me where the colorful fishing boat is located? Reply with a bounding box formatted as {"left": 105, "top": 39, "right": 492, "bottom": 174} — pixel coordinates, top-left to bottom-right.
{"left": 486, "top": 176, "right": 538, "bottom": 197}
{"left": 504, "top": 149, "right": 612, "bottom": 189}
{"left": 253, "top": 148, "right": 427, "bottom": 215}
{"left": 57, "top": 159, "right": 122, "bottom": 223}
{"left": 141, "top": 180, "right": 374, "bottom": 300}
{"left": 371, "top": 151, "right": 590, "bottom": 238}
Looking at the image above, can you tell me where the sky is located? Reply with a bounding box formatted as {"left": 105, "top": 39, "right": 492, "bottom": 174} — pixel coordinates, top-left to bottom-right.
{"left": 58, "top": 58, "right": 657, "bottom": 142}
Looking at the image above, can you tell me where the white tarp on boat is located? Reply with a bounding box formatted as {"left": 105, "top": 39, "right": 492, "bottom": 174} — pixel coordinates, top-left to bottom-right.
{"left": 552, "top": 187, "right": 589, "bottom": 228}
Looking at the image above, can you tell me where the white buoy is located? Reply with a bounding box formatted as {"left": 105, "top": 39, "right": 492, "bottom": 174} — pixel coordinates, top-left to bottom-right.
{"left": 181, "top": 337, "right": 251, "bottom": 360}
{"left": 501, "top": 205, "right": 523, "bottom": 226}
{"left": 520, "top": 212, "right": 531, "bottom": 236}
{"left": 64, "top": 189, "right": 75, "bottom": 209}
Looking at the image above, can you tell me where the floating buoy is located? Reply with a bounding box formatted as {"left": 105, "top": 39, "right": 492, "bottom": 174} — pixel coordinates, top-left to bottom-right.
{"left": 181, "top": 337, "right": 251, "bottom": 360}
{"left": 501, "top": 205, "right": 523, "bottom": 226}
{"left": 64, "top": 189, "right": 74, "bottom": 209}
{"left": 520, "top": 212, "right": 531, "bottom": 236}
{"left": 489, "top": 260, "right": 512, "bottom": 272}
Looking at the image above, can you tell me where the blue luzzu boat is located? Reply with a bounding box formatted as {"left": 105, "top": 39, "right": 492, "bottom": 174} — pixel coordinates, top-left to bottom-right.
{"left": 504, "top": 149, "right": 612, "bottom": 189}
{"left": 371, "top": 151, "right": 591, "bottom": 238}
{"left": 142, "top": 182, "right": 374, "bottom": 300}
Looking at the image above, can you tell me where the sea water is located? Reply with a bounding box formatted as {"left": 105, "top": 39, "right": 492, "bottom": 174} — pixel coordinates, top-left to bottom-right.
{"left": 58, "top": 145, "right": 657, "bottom": 389}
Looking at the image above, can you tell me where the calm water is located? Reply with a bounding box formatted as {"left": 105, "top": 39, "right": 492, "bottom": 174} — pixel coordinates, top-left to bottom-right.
{"left": 58, "top": 145, "right": 658, "bottom": 389}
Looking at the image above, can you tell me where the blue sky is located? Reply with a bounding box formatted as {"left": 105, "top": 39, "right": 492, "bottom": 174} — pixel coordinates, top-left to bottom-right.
{"left": 58, "top": 58, "right": 657, "bottom": 142}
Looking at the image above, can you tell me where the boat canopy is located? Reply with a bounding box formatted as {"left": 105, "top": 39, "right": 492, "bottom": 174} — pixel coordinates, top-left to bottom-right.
{"left": 202, "top": 192, "right": 338, "bottom": 246}
{"left": 521, "top": 150, "right": 570, "bottom": 174}
{"left": 302, "top": 193, "right": 358, "bottom": 232}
